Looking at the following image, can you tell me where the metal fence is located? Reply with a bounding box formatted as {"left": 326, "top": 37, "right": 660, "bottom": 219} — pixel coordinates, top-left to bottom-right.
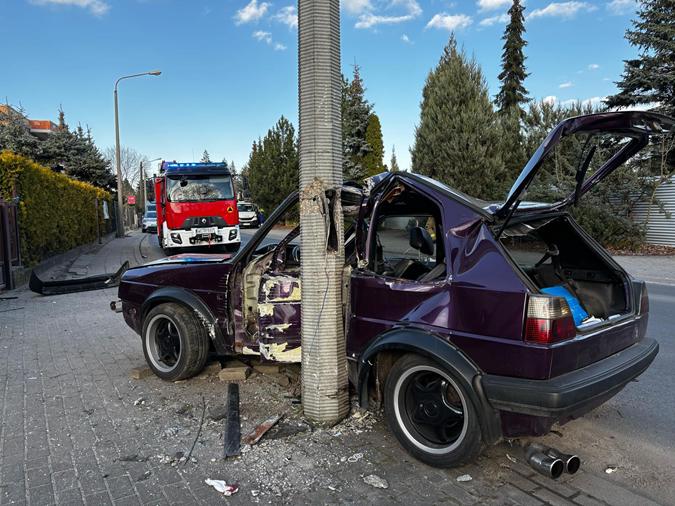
{"left": 632, "top": 176, "right": 675, "bottom": 247}
{"left": 0, "top": 198, "right": 21, "bottom": 290}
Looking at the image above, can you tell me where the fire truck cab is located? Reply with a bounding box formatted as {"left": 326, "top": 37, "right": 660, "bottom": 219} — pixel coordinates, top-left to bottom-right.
{"left": 155, "top": 162, "right": 240, "bottom": 254}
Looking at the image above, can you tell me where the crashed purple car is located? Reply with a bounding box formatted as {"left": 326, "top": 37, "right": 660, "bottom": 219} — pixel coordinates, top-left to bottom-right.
{"left": 115, "top": 112, "right": 671, "bottom": 468}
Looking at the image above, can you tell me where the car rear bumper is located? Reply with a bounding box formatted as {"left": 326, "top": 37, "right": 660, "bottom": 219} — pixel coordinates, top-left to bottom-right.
{"left": 482, "top": 337, "right": 658, "bottom": 418}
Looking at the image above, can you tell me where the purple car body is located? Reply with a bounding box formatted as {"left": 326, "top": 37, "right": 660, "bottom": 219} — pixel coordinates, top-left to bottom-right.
{"left": 117, "top": 111, "right": 671, "bottom": 466}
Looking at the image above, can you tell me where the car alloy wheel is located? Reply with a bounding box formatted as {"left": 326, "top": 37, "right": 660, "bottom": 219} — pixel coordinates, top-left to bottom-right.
{"left": 145, "top": 314, "right": 182, "bottom": 373}
{"left": 393, "top": 364, "right": 469, "bottom": 455}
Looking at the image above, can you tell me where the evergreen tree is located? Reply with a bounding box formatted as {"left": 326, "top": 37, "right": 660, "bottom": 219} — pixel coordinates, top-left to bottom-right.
{"left": 342, "top": 65, "right": 372, "bottom": 181}
{"left": 43, "top": 112, "right": 114, "bottom": 189}
{"left": 390, "top": 145, "right": 400, "bottom": 172}
{"left": 200, "top": 150, "right": 211, "bottom": 162}
{"left": 496, "top": 0, "right": 529, "bottom": 117}
{"left": 246, "top": 116, "right": 299, "bottom": 213}
{"left": 0, "top": 104, "right": 41, "bottom": 159}
{"left": 605, "top": 0, "right": 675, "bottom": 115}
{"left": 411, "top": 36, "right": 505, "bottom": 199}
{"left": 362, "top": 113, "right": 385, "bottom": 177}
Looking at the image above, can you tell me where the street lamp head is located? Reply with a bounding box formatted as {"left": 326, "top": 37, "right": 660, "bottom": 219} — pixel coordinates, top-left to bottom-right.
{"left": 148, "top": 70, "right": 162, "bottom": 76}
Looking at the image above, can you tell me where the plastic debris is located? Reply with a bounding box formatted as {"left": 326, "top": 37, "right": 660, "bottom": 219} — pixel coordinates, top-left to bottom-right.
{"left": 506, "top": 453, "right": 517, "bottom": 464}
{"left": 363, "top": 474, "right": 389, "bottom": 489}
{"left": 456, "top": 474, "right": 473, "bottom": 482}
{"left": 605, "top": 466, "right": 618, "bottom": 474}
{"left": 205, "top": 478, "right": 239, "bottom": 496}
{"left": 347, "top": 452, "right": 364, "bottom": 463}
{"left": 242, "top": 414, "right": 282, "bottom": 445}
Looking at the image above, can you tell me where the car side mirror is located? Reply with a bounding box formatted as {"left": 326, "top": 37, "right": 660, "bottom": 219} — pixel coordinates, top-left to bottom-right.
{"left": 409, "top": 227, "right": 434, "bottom": 256}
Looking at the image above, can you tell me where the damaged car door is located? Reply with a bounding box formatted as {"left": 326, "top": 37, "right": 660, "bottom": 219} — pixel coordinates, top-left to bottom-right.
{"left": 255, "top": 226, "right": 302, "bottom": 362}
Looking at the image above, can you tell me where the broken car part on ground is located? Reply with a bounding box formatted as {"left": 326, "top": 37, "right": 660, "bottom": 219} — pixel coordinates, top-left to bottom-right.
{"left": 31, "top": 261, "right": 129, "bottom": 296}
{"left": 113, "top": 112, "right": 672, "bottom": 470}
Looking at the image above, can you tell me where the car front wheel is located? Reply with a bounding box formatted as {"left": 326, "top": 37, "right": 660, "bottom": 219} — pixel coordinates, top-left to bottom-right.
{"left": 384, "top": 354, "right": 482, "bottom": 467}
{"left": 142, "top": 303, "right": 209, "bottom": 381}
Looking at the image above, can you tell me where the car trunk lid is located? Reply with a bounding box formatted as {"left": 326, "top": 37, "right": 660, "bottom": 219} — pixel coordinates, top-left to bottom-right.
{"left": 494, "top": 111, "right": 674, "bottom": 228}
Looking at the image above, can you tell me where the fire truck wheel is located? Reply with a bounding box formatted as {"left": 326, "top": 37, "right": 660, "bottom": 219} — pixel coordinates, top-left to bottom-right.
{"left": 142, "top": 303, "right": 209, "bottom": 381}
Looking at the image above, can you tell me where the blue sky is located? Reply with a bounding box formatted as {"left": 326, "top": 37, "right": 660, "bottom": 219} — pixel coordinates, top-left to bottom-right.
{"left": 1, "top": 0, "right": 640, "bottom": 172}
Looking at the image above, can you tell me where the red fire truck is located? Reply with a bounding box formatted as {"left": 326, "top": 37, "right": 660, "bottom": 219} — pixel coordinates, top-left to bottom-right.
{"left": 154, "top": 162, "right": 240, "bottom": 255}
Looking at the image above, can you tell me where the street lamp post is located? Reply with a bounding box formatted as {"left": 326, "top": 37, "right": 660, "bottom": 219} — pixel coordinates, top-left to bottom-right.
{"left": 114, "top": 70, "right": 161, "bottom": 237}
{"left": 140, "top": 157, "right": 161, "bottom": 208}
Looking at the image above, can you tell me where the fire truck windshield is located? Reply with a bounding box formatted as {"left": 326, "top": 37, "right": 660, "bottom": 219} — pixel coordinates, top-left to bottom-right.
{"left": 167, "top": 175, "right": 234, "bottom": 202}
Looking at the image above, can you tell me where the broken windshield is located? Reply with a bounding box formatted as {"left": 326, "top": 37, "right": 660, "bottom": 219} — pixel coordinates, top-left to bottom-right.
{"left": 167, "top": 175, "right": 234, "bottom": 202}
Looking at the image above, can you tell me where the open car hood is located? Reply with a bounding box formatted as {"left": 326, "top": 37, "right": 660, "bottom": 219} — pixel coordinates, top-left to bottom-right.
{"left": 496, "top": 111, "right": 675, "bottom": 219}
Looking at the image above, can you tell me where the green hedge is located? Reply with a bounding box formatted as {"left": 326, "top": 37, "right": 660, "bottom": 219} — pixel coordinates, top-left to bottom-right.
{"left": 0, "top": 151, "right": 112, "bottom": 266}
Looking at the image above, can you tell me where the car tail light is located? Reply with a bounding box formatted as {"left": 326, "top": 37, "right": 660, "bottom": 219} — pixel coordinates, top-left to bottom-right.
{"left": 525, "top": 295, "right": 576, "bottom": 344}
{"left": 639, "top": 284, "right": 649, "bottom": 315}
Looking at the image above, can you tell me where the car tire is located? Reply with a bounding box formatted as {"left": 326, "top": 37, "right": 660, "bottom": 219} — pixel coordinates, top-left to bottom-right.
{"left": 384, "top": 354, "right": 482, "bottom": 468}
{"left": 162, "top": 247, "right": 175, "bottom": 256}
{"left": 142, "top": 303, "right": 210, "bottom": 381}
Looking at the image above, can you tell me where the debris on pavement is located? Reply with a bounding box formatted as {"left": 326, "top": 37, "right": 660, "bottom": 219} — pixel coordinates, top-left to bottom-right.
{"left": 457, "top": 474, "right": 473, "bottom": 482}
{"left": 205, "top": 478, "right": 239, "bottom": 496}
{"left": 242, "top": 414, "right": 282, "bottom": 445}
{"left": 347, "top": 452, "right": 364, "bottom": 463}
{"left": 30, "top": 260, "right": 129, "bottom": 295}
{"left": 506, "top": 454, "right": 518, "bottom": 464}
{"left": 605, "top": 466, "right": 618, "bottom": 474}
{"left": 130, "top": 366, "right": 153, "bottom": 380}
{"left": 223, "top": 383, "right": 241, "bottom": 458}
{"left": 363, "top": 474, "right": 389, "bottom": 489}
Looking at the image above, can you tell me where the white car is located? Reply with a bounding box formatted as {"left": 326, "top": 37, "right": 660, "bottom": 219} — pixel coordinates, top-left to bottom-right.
{"left": 142, "top": 211, "right": 157, "bottom": 233}
{"left": 237, "top": 202, "right": 260, "bottom": 228}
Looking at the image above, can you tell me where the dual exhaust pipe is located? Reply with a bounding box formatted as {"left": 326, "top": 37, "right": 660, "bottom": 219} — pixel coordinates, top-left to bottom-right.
{"left": 524, "top": 443, "right": 580, "bottom": 480}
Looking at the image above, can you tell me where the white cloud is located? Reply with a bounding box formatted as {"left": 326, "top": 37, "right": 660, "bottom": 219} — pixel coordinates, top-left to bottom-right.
{"left": 343, "top": 0, "right": 372, "bottom": 15}
{"left": 253, "top": 30, "right": 272, "bottom": 43}
{"left": 274, "top": 5, "right": 298, "bottom": 29}
{"left": 356, "top": 13, "right": 415, "bottom": 28}
{"left": 391, "top": 0, "right": 422, "bottom": 17}
{"left": 543, "top": 95, "right": 558, "bottom": 105}
{"left": 235, "top": 0, "right": 270, "bottom": 25}
{"left": 527, "top": 2, "right": 596, "bottom": 20}
{"left": 607, "top": 0, "right": 637, "bottom": 15}
{"left": 581, "top": 96, "right": 606, "bottom": 106}
{"left": 426, "top": 13, "right": 473, "bottom": 31}
{"left": 559, "top": 81, "right": 574, "bottom": 89}
{"left": 252, "top": 30, "right": 288, "bottom": 51}
{"left": 588, "top": 63, "right": 600, "bottom": 70}
{"left": 30, "top": 0, "right": 109, "bottom": 16}
{"left": 401, "top": 34, "right": 412, "bottom": 43}
{"left": 479, "top": 13, "right": 509, "bottom": 26}
{"left": 477, "top": 0, "right": 511, "bottom": 11}
{"left": 355, "top": 0, "right": 422, "bottom": 29}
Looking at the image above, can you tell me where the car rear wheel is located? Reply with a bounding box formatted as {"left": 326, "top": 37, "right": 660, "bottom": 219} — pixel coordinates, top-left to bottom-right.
{"left": 384, "top": 354, "right": 482, "bottom": 467}
{"left": 142, "top": 303, "right": 209, "bottom": 381}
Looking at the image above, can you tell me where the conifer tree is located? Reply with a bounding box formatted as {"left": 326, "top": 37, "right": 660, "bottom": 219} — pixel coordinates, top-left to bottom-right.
{"left": 605, "top": 0, "right": 675, "bottom": 115}
{"left": 390, "top": 145, "right": 400, "bottom": 172}
{"left": 200, "top": 150, "right": 211, "bottom": 162}
{"left": 363, "top": 113, "right": 385, "bottom": 177}
{"left": 411, "top": 36, "right": 505, "bottom": 199}
{"left": 246, "top": 116, "right": 298, "bottom": 213}
{"left": 342, "top": 65, "right": 372, "bottom": 181}
{"left": 0, "top": 104, "right": 41, "bottom": 159}
{"left": 496, "top": 0, "right": 529, "bottom": 117}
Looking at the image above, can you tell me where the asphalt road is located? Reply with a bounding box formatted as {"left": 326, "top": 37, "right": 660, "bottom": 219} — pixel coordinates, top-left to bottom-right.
{"left": 141, "top": 227, "right": 674, "bottom": 502}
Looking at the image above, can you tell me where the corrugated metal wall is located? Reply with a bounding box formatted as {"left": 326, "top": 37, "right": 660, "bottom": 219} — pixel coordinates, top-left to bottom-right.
{"left": 632, "top": 176, "right": 675, "bottom": 247}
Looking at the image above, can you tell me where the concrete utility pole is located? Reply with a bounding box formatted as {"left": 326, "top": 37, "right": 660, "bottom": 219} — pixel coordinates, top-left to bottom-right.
{"left": 298, "top": 0, "right": 349, "bottom": 424}
{"left": 113, "top": 70, "right": 161, "bottom": 237}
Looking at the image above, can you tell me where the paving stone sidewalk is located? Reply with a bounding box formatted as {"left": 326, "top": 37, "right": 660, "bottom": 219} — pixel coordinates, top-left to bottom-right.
{"left": 0, "top": 233, "right": 667, "bottom": 505}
